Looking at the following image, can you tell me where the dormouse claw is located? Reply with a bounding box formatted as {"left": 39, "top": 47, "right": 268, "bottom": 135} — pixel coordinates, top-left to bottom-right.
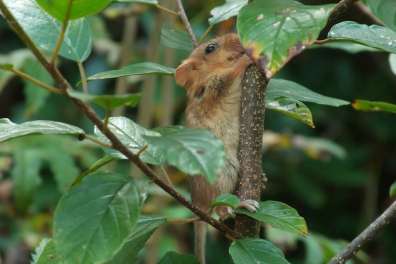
{"left": 238, "top": 199, "right": 260, "bottom": 212}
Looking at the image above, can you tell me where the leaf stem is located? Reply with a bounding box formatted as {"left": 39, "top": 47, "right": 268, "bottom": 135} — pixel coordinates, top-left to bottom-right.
{"left": 77, "top": 61, "right": 88, "bottom": 93}
{"left": 84, "top": 134, "right": 112, "bottom": 148}
{"left": 156, "top": 4, "right": 178, "bottom": 16}
{"left": 50, "top": 0, "right": 73, "bottom": 64}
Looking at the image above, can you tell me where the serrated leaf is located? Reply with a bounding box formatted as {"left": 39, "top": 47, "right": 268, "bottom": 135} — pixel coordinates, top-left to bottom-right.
{"left": 209, "top": 0, "right": 248, "bottom": 25}
{"left": 236, "top": 200, "right": 308, "bottom": 236}
{"left": 266, "top": 98, "right": 314, "bottom": 127}
{"left": 389, "top": 182, "right": 396, "bottom": 197}
{"left": 160, "top": 25, "right": 193, "bottom": 51}
{"left": 31, "top": 239, "right": 63, "bottom": 264}
{"left": 328, "top": 21, "right": 396, "bottom": 53}
{"left": 0, "top": 118, "right": 84, "bottom": 143}
{"left": 389, "top": 53, "right": 396, "bottom": 75}
{"left": 352, "top": 99, "right": 396, "bottom": 114}
{"left": 144, "top": 127, "right": 225, "bottom": 183}
{"left": 4, "top": 0, "right": 92, "bottom": 62}
{"left": 36, "top": 0, "right": 113, "bottom": 20}
{"left": 211, "top": 193, "right": 240, "bottom": 209}
{"left": 158, "top": 251, "right": 199, "bottom": 264}
{"left": 12, "top": 149, "right": 43, "bottom": 210}
{"left": 237, "top": 0, "right": 334, "bottom": 75}
{"left": 68, "top": 90, "right": 141, "bottom": 111}
{"left": 103, "top": 217, "right": 166, "bottom": 263}
{"left": 88, "top": 62, "right": 175, "bottom": 80}
{"left": 367, "top": 0, "right": 396, "bottom": 31}
{"left": 53, "top": 172, "right": 140, "bottom": 264}
{"left": 94, "top": 117, "right": 163, "bottom": 164}
{"left": 229, "top": 238, "right": 290, "bottom": 264}
{"left": 267, "top": 79, "right": 349, "bottom": 107}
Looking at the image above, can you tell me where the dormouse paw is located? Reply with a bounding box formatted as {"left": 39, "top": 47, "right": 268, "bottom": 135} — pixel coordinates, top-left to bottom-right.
{"left": 238, "top": 199, "right": 260, "bottom": 212}
{"left": 214, "top": 205, "right": 235, "bottom": 221}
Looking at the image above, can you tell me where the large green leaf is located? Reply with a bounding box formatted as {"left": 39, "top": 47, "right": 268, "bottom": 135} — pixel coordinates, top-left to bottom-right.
{"left": 266, "top": 98, "right": 314, "bottom": 127}
{"left": 11, "top": 149, "right": 43, "bottom": 209}
{"left": 236, "top": 201, "right": 308, "bottom": 236}
{"left": 211, "top": 193, "right": 241, "bottom": 209}
{"left": 313, "top": 41, "right": 381, "bottom": 54}
{"left": 4, "top": 0, "right": 92, "bottom": 62}
{"left": 229, "top": 238, "right": 290, "bottom": 264}
{"left": 160, "top": 25, "right": 193, "bottom": 52}
{"left": 94, "top": 117, "right": 163, "bottom": 164}
{"left": 22, "top": 58, "right": 52, "bottom": 116}
{"left": 352, "top": 99, "right": 396, "bottom": 114}
{"left": 0, "top": 118, "right": 84, "bottom": 143}
{"left": 103, "top": 217, "right": 166, "bottom": 263}
{"left": 31, "top": 239, "right": 63, "bottom": 264}
{"left": 367, "top": 0, "right": 396, "bottom": 31}
{"left": 53, "top": 172, "right": 140, "bottom": 264}
{"left": 328, "top": 21, "right": 396, "bottom": 53}
{"left": 36, "top": 0, "right": 113, "bottom": 20}
{"left": 88, "top": 62, "right": 175, "bottom": 80}
{"left": 267, "top": 79, "right": 349, "bottom": 107}
{"left": 158, "top": 252, "right": 199, "bottom": 264}
{"left": 145, "top": 127, "right": 225, "bottom": 183}
{"left": 237, "top": 0, "right": 334, "bottom": 76}
{"left": 209, "top": 0, "right": 248, "bottom": 25}
{"left": 68, "top": 90, "right": 141, "bottom": 111}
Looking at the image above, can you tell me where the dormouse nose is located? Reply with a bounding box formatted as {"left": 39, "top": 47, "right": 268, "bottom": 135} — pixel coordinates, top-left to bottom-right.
{"left": 175, "top": 59, "right": 197, "bottom": 88}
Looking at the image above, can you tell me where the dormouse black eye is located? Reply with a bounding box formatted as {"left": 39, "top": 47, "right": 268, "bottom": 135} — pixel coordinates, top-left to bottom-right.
{"left": 205, "top": 43, "right": 217, "bottom": 54}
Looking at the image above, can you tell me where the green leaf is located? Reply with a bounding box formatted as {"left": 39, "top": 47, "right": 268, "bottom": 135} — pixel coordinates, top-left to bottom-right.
{"left": 328, "top": 21, "right": 396, "bottom": 53}
{"left": 352, "top": 99, "right": 396, "bottom": 114}
{"left": 116, "top": 0, "right": 158, "bottom": 4}
{"left": 36, "top": 0, "right": 113, "bottom": 20}
{"left": 211, "top": 193, "right": 241, "bottom": 209}
{"left": 367, "top": 0, "right": 396, "bottom": 31}
{"left": 313, "top": 41, "right": 382, "bottom": 54}
{"left": 46, "top": 149, "right": 79, "bottom": 192}
{"left": 236, "top": 200, "right": 308, "bottom": 236}
{"left": 87, "top": 62, "right": 175, "bottom": 80}
{"left": 389, "top": 53, "right": 396, "bottom": 75}
{"left": 68, "top": 90, "right": 141, "bottom": 111}
{"left": 144, "top": 126, "right": 225, "bottom": 183}
{"left": 237, "top": 0, "right": 334, "bottom": 75}
{"left": 12, "top": 149, "right": 43, "bottom": 210}
{"left": 0, "top": 118, "right": 84, "bottom": 143}
{"left": 31, "top": 239, "right": 63, "bottom": 264}
{"left": 389, "top": 182, "right": 396, "bottom": 197}
{"left": 4, "top": 0, "right": 92, "bottom": 62}
{"left": 209, "top": 0, "right": 248, "bottom": 25}
{"left": 53, "top": 172, "right": 140, "bottom": 264}
{"left": 22, "top": 58, "right": 52, "bottom": 116}
{"left": 229, "top": 238, "right": 290, "bottom": 264}
{"left": 158, "top": 252, "right": 199, "bottom": 264}
{"left": 267, "top": 79, "right": 350, "bottom": 107}
{"left": 0, "top": 49, "right": 33, "bottom": 91}
{"left": 266, "top": 98, "right": 314, "bottom": 127}
{"left": 161, "top": 25, "right": 193, "bottom": 52}
{"left": 103, "top": 217, "right": 166, "bottom": 263}
{"left": 94, "top": 117, "right": 163, "bottom": 164}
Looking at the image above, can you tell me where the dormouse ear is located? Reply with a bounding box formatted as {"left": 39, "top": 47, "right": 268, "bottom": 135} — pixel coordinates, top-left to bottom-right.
{"left": 175, "top": 59, "right": 195, "bottom": 88}
{"left": 223, "top": 33, "right": 244, "bottom": 53}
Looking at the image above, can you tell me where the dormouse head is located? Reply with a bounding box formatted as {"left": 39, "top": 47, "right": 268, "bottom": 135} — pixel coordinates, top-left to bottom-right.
{"left": 175, "top": 33, "right": 248, "bottom": 96}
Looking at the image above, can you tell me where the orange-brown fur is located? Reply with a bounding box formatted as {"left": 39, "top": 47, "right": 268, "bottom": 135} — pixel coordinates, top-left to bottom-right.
{"left": 175, "top": 33, "right": 251, "bottom": 264}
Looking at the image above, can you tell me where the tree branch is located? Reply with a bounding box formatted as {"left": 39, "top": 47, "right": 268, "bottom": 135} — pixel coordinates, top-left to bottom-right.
{"left": 175, "top": 0, "right": 198, "bottom": 47}
{"left": 0, "top": 0, "right": 239, "bottom": 240}
{"left": 329, "top": 200, "right": 396, "bottom": 264}
{"left": 235, "top": 64, "right": 268, "bottom": 237}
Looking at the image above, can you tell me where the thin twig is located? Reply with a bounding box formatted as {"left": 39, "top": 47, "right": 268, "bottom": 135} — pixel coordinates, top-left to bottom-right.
{"left": 0, "top": 0, "right": 239, "bottom": 240}
{"left": 77, "top": 61, "right": 88, "bottom": 93}
{"left": 329, "top": 200, "right": 396, "bottom": 264}
{"left": 51, "top": 0, "right": 73, "bottom": 64}
{"left": 84, "top": 134, "right": 112, "bottom": 148}
{"left": 175, "top": 0, "right": 198, "bottom": 47}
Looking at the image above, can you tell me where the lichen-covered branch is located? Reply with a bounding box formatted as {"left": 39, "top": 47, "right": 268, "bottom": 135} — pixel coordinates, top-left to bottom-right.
{"left": 235, "top": 64, "right": 267, "bottom": 237}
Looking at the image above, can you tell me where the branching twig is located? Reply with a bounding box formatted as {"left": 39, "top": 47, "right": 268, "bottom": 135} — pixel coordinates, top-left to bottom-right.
{"left": 329, "top": 200, "right": 396, "bottom": 264}
{"left": 77, "top": 61, "right": 88, "bottom": 93}
{"left": 175, "top": 0, "right": 198, "bottom": 47}
{"left": 0, "top": 0, "right": 239, "bottom": 240}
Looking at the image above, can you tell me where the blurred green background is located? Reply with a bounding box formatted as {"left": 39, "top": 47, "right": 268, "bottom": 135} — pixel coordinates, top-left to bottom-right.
{"left": 0, "top": 0, "right": 395, "bottom": 263}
